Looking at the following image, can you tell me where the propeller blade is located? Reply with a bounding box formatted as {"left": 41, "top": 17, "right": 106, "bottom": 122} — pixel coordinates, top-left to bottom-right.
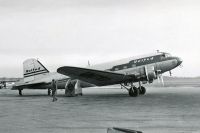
{"left": 169, "top": 71, "right": 172, "bottom": 76}
{"left": 87, "top": 60, "right": 90, "bottom": 67}
{"left": 157, "top": 76, "right": 160, "bottom": 83}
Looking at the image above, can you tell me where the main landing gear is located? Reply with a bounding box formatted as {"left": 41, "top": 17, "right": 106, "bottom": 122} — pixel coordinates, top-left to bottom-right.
{"left": 128, "top": 86, "right": 139, "bottom": 97}
{"left": 139, "top": 86, "right": 146, "bottom": 95}
{"left": 138, "top": 81, "right": 146, "bottom": 95}
{"left": 121, "top": 82, "right": 146, "bottom": 97}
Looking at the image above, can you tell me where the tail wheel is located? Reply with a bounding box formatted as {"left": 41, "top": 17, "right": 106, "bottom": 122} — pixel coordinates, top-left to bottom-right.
{"left": 129, "top": 86, "right": 139, "bottom": 97}
{"left": 19, "top": 89, "right": 22, "bottom": 96}
{"left": 48, "top": 89, "right": 51, "bottom": 96}
{"left": 139, "top": 86, "right": 146, "bottom": 95}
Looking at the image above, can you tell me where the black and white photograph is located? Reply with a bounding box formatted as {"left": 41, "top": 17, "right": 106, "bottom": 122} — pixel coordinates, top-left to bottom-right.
{"left": 0, "top": 0, "right": 200, "bottom": 133}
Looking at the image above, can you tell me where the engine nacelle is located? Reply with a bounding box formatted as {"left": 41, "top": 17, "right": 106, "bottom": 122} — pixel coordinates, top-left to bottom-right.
{"left": 144, "top": 65, "right": 157, "bottom": 83}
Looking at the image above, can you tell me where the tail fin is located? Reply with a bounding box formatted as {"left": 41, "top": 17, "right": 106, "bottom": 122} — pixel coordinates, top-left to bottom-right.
{"left": 23, "top": 59, "right": 49, "bottom": 82}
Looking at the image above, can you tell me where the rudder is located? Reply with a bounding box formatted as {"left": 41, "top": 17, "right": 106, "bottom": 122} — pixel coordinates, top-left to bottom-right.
{"left": 23, "top": 59, "right": 49, "bottom": 82}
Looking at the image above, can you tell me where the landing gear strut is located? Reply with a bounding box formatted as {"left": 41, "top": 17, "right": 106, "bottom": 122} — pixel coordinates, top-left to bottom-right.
{"left": 18, "top": 89, "right": 22, "bottom": 96}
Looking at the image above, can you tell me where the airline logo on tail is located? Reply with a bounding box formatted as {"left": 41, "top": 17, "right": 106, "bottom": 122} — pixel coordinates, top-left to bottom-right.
{"left": 23, "top": 59, "right": 49, "bottom": 78}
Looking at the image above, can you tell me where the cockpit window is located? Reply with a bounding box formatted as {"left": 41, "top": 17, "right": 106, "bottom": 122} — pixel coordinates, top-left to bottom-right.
{"left": 165, "top": 53, "right": 171, "bottom": 57}
{"left": 160, "top": 52, "right": 171, "bottom": 60}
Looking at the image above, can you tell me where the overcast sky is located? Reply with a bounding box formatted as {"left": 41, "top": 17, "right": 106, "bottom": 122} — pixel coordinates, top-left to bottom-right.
{"left": 0, "top": 0, "right": 200, "bottom": 77}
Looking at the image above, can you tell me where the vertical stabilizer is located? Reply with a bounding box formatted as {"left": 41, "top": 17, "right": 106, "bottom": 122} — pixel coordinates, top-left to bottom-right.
{"left": 23, "top": 59, "right": 49, "bottom": 82}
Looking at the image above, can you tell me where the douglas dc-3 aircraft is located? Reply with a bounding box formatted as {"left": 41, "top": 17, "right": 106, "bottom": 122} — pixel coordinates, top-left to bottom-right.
{"left": 13, "top": 51, "right": 182, "bottom": 97}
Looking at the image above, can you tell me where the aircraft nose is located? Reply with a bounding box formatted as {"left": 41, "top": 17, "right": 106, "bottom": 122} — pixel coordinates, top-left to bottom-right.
{"left": 176, "top": 57, "right": 183, "bottom": 66}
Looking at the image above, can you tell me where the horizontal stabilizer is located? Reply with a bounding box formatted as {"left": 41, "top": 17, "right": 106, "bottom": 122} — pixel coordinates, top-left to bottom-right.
{"left": 12, "top": 81, "right": 48, "bottom": 90}
{"left": 107, "top": 127, "right": 143, "bottom": 133}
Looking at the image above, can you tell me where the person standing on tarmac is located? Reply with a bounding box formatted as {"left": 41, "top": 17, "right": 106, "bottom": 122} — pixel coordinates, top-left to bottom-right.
{"left": 51, "top": 79, "right": 57, "bottom": 102}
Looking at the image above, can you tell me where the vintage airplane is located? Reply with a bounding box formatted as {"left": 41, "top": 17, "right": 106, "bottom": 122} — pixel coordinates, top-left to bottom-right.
{"left": 13, "top": 51, "right": 182, "bottom": 97}
{"left": 57, "top": 51, "right": 182, "bottom": 97}
{"left": 12, "top": 59, "right": 93, "bottom": 96}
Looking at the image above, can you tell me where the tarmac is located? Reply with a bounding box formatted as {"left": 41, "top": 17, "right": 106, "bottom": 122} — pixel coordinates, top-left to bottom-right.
{"left": 0, "top": 86, "right": 200, "bottom": 133}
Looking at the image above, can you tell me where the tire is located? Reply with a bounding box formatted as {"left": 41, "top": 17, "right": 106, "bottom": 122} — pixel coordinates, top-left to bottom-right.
{"left": 129, "top": 86, "right": 139, "bottom": 97}
{"left": 19, "top": 89, "right": 22, "bottom": 96}
{"left": 139, "top": 86, "right": 146, "bottom": 95}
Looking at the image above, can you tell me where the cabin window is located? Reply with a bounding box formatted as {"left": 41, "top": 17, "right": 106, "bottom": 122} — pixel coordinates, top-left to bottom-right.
{"left": 123, "top": 66, "right": 127, "bottom": 69}
{"left": 132, "top": 64, "right": 136, "bottom": 67}
{"left": 115, "top": 68, "right": 119, "bottom": 71}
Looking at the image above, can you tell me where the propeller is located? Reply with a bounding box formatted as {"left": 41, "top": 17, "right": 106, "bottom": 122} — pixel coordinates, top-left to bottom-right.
{"left": 169, "top": 71, "right": 172, "bottom": 76}
{"left": 160, "top": 75, "right": 164, "bottom": 86}
{"left": 156, "top": 70, "right": 164, "bottom": 86}
{"left": 87, "top": 60, "right": 90, "bottom": 67}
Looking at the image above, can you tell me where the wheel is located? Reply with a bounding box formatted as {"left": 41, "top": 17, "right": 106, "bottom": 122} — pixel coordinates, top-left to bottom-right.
{"left": 139, "top": 86, "right": 146, "bottom": 95}
{"left": 129, "top": 86, "right": 139, "bottom": 97}
{"left": 19, "top": 89, "right": 22, "bottom": 96}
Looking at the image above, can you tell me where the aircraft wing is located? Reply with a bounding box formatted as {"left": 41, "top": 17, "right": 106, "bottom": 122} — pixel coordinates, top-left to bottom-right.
{"left": 57, "top": 66, "right": 134, "bottom": 86}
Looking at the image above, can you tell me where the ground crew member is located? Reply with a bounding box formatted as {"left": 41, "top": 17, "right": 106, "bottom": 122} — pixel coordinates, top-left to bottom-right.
{"left": 51, "top": 79, "right": 57, "bottom": 102}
